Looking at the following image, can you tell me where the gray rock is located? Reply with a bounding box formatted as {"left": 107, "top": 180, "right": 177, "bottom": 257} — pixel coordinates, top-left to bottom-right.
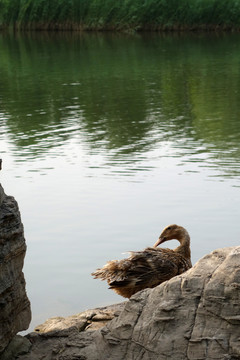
{"left": 34, "top": 302, "right": 126, "bottom": 334}
{"left": 17, "top": 246, "right": 240, "bottom": 360}
{"left": 0, "top": 335, "right": 31, "bottom": 360}
{"left": 0, "top": 184, "right": 31, "bottom": 355}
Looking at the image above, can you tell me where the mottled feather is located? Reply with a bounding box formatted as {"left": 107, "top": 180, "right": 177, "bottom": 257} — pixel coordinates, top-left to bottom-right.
{"left": 91, "top": 225, "right": 192, "bottom": 298}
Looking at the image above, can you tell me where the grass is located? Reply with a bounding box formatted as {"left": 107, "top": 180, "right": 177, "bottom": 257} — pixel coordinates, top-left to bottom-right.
{"left": 1, "top": 0, "right": 240, "bottom": 30}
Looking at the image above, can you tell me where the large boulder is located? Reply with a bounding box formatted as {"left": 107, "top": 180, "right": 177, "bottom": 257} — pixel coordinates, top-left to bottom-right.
{"left": 0, "top": 184, "right": 31, "bottom": 354}
{"left": 18, "top": 246, "right": 240, "bottom": 359}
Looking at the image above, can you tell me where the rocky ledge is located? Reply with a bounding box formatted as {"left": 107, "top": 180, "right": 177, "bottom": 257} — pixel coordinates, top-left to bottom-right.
{"left": 0, "top": 184, "right": 31, "bottom": 357}
{"left": 7, "top": 245, "right": 240, "bottom": 360}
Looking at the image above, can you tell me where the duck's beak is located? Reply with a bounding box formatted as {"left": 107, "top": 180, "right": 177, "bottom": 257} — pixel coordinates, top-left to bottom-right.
{"left": 153, "top": 236, "right": 165, "bottom": 248}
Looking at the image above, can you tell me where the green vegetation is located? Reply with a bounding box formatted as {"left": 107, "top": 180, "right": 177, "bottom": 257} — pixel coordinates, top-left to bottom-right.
{"left": 1, "top": 0, "right": 240, "bottom": 31}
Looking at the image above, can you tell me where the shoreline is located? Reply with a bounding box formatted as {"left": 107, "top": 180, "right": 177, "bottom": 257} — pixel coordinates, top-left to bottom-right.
{"left": 1, "top": 23, "right": 240, "bottom": 32}
{"left": 1, "top": 302, "right": 126, "bottom": 360}
{"left": 3, "top": 246, "right": 240, "bottom": 360}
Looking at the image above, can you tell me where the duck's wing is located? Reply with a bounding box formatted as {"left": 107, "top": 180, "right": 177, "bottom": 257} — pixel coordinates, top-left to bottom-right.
{"left": 92, "top": 248, "right": 181, "bottom": 290}
{"left": 109, "top": 248, "right": 180, "bottom": 290}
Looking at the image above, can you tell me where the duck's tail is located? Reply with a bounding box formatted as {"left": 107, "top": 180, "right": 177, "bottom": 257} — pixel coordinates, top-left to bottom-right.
{"left": 91, "top": 259, "right": 131, "bottom": 283}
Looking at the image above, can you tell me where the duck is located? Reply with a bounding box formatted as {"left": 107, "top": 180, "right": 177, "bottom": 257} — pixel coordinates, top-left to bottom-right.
{"left": 91, "top": 224, "right": 192, "bottom": 298}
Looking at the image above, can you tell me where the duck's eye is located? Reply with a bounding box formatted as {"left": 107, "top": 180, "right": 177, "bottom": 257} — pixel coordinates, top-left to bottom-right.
{"left": 167, "top": 226, "right": 172, "bottom": 230}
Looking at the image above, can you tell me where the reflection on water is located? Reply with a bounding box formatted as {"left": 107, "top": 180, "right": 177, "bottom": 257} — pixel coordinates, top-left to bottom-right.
{"left": 0, "top": 32, "right": 240, "bottom": 330}
{"left": 1, "top": 32, "right": 240, "bottom": 182}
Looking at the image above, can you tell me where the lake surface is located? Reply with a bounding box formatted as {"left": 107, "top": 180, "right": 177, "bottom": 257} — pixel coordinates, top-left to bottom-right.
{"left": 0, "top": 31, "right": 240, "bottom": 331}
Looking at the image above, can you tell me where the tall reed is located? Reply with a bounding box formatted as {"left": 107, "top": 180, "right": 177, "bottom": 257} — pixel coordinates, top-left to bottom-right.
{"left": 1, "top": 0, "right": 240, "bottom": 30}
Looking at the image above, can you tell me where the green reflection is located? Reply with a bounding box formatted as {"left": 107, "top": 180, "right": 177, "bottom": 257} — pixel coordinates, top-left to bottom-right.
{"left": 0, "top": 32, "right": 240, "bottom": 178}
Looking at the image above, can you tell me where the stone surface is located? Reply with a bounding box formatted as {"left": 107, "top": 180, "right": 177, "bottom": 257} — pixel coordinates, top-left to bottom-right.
{"left": 0, "top": 184, "right": 31, "bottom": 354}
{"left": 0, "top": 335, "right": 32, "bottom": 360}
{"left": 17, "top": 246, "right": 240, "bottom": 360}
{"left": 34, "top": 302, "right": 126, "bottom": 334}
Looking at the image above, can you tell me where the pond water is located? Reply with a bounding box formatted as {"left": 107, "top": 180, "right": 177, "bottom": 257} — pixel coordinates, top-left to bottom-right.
{"left": 0, "top": 31, "right": 240, "bottom": 331}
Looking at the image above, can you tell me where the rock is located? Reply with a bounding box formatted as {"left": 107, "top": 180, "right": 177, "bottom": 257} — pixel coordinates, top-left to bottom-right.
{"left": 0, "top": 335, "right": 32, "bottom": 360}
{"left": 0, "top": 184, "right": 31, "bottom": 355}
{"left": 17, "top": 246, "right": 240, "bottom": 359}
{"left": 17, "top": 304, "right": 126, "bottom": 360}
{"left": 34, "top": 302, "right": 126, "bottom": 334}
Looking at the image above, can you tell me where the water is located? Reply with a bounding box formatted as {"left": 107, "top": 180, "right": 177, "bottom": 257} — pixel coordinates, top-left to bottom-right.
{"left": 0, "top": 32, "right": 240, "bottom": 331}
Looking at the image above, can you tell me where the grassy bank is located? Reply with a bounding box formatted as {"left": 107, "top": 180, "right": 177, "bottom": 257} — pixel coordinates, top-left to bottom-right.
{"left": 1, "top": 0, "right": 240, "bottom": 31}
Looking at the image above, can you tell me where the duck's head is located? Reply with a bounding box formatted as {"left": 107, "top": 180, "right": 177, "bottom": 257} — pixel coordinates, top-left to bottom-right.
{"left": 153, "top": 224, "right": 188, "bottom": 248}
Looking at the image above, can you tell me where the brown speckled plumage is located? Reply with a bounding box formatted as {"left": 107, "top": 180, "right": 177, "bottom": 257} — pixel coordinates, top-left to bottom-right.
{"left": 91, "top": 224, "right": 192, "bottom": 298}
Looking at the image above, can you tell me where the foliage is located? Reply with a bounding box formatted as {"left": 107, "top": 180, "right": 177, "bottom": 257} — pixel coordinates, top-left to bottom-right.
{"left": 1, "top": 0, "right": 240, "bottom": 30}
